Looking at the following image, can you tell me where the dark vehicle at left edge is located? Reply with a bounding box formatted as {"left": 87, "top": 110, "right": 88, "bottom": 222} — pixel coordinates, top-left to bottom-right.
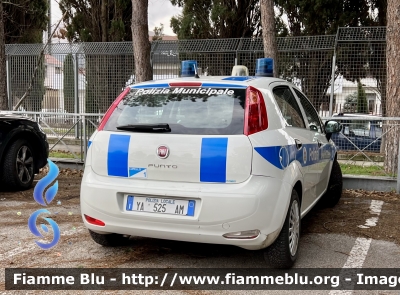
{"left": 0, "top": 113, "right": 49, "bottom": 190}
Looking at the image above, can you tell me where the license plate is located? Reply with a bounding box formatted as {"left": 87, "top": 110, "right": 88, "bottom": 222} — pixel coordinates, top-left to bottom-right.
{"left": 126, "top": 195, "right": 196, "bottom": 216}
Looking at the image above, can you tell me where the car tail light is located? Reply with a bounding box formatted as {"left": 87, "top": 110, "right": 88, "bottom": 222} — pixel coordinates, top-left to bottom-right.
{"left": 98, "top": 87, "right": 131, "bottom": 131}
{"left": 84, "top": 214, "right": 106, "bottom": 226}
{"left": 244, "top": 86, "right": 268, "bottom": 135}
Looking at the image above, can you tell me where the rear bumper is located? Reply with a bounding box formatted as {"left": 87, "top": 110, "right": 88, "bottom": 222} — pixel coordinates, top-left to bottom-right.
{"left": 80, "top": 169, "right": 293, "bottom": 250}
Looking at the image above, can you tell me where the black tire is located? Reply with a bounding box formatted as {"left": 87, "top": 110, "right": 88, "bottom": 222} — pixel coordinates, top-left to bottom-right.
{"left": 321, "top": 159, "right": 343, "bottom": 207}
{"left": 88, "top": 230, "right": 130, "bottom": 247}
{"left": 1, "top": 139, "right": 35, "bottom": 190}
{"left": 264, "top": 189, "right": 301, "bottom": 269}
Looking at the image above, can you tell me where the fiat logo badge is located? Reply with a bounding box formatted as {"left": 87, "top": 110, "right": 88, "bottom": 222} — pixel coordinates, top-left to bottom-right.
{"left": 157, "top": 145, "right": 169, "bottom": 159}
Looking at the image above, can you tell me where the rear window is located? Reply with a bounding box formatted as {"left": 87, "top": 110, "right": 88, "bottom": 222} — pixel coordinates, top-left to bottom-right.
{"left": 104, "top": 87, "right": 246, "bottom": 135}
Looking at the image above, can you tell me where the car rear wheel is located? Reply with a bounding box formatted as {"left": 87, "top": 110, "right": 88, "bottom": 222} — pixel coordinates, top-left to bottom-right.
{"left": 321, "top": 159, "right": 343, "bottom": 207}
{"left": 1, "top": 139, "right": 35, "bottom": 190}
{"left": 264, "top": 189, "right": 300, "bottom": 268}
{"left": 88, "top": 230, "right": 130, "bottom": 247}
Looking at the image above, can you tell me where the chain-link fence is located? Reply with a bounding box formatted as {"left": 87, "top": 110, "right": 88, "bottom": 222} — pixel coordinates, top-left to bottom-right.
{"left": 5, "top": 26, "right": 395, "bottom": 173}
{"left": 6, "top": 28, "right": 386, "bottom": 117}
{"left": 333, "top": 27, "right": 386, "bottom": 117}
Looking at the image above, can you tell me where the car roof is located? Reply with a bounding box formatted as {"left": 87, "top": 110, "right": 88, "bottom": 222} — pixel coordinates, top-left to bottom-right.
{"left": 0, "top": 112, "right": 33, "bottom": 122}
{"left": 333, "top": 113, "right": 383, "bottom": 119}
{"left": 128, "top": 76, "right": 286, "bottom": 88}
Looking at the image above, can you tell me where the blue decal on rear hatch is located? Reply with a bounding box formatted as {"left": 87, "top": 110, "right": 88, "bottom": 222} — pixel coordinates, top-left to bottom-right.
{"left": 200, "top": 138, "right": 228, "bottom": 183}
{"left": 107, "top": 134, "right": 130, "bottom": 177}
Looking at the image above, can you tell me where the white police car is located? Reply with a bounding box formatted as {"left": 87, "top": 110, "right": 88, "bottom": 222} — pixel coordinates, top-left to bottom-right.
{"left": 81, "top": 59, "right": 343, "bottom": 268}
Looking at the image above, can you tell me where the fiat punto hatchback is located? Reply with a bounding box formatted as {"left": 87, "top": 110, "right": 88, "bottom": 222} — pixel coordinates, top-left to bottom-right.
{"left": 81, "top": 59, "right": 343, "bottom": 268}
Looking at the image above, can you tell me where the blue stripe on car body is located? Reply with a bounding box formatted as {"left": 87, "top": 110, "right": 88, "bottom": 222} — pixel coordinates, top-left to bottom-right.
{"left": 107, "top": 134, "right": 130, "bottom": 177}
{"left": 255, "top": 143, "right": 332, "bottom": 169}
{"left": 200, "top": 138, "right": 228, "bottom": 182}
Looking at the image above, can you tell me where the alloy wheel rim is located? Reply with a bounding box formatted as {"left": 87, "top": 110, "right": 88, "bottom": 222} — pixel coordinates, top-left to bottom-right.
{"left": 289, "top": 200, "right": 300, "bottom": 256}
{"left": 16, "top": 145, "right": 34, "bottom": 184}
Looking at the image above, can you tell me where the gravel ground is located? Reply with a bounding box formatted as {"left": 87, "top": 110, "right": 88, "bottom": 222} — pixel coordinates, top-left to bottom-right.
{"left": 1, "top": 170, "right": 399, "bottom": 294}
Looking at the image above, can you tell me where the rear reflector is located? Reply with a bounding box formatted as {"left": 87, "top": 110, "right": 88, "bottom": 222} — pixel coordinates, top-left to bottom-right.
{"left": 98, "top": 87, "right": 131, "bottom": 131}
{"left": 244, "top": 86, "right": 268, "bottom": 135}
{"left": 84, "top": 214, "right": 106, "bottom": 226}
{"left": 169, "top": 82, "right": 202, "bottom": 87}
{"left": 223, "top": 229, "right": 260, "bottom": 239}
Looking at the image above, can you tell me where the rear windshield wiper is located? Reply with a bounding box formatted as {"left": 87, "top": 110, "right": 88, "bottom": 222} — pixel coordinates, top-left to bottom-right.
{"left": 116, "top": 123, "right": 171, "bottom": 132}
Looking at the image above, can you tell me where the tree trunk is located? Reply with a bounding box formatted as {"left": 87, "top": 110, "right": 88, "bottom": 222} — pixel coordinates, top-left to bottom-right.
{"left": 260, "top": 0, "right": 277, "bottom": 77}
{"left": 0, "top": 0, "right": 8, "bottom": 110}
{"left": 101, "top": 0, "right": 108, "bottom": 42}
{"left": 131, "top": 0, "right": 152, "bottom": 83}
{"left": 384, "top": 0, "right": 400, "bottom": 174}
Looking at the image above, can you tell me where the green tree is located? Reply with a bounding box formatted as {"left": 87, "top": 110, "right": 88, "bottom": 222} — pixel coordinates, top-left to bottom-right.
{"left": 60, "top": 0, "right": 133, "bottom": 42}
{"left": 4, "top": 0, "right": 48, "bottom": 44}
{"left": 356, "top": 81, "right": 368, "bottom": 113}
{"left": 63, "top": 54, "right": 75, "bottom": 113}
{"left": 275, "top": 0, "right": 376, "bottom": 36}
{"left": 152, "top": 23, "right": 164, "bottom": 41}
{"left": 274, "top": 0, "right": 386, "bottom": 109}
{"left": 59, "top": 0, "right": 134, "bottom": 114}
{"left": 170, "top": 0, "right": 262, "bottom": 39}
{"left": 343, "top": 92, "right": 357, "bottom": 113}
{"left": 3, "top": 0, "right": 48, "bottom": 111}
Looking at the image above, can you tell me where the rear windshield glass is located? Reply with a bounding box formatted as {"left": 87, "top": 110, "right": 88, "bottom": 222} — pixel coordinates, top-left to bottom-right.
{"left": 104, "top": 87, "right": 246, "bottom": 135}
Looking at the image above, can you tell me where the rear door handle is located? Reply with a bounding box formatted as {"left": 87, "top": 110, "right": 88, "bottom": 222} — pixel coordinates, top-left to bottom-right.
{"left": 294, "top": 139, "right": 302, "bottom": 150}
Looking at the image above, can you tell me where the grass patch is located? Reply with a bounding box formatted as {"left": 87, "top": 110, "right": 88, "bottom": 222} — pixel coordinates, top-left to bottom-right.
{"left": 340, "top": 163, "right": 396, "bottom": 177}
{"left": 49, "top": 151, "right": 81, "bottom": 159}
{"left": 48, "top": 151, "right": 395, "bottom": 177}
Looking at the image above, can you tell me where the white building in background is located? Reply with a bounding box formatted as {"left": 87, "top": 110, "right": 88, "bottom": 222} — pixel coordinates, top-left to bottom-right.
{"left": 327, "top": 75, "right": 382, "bottom": 115}
{"left": 43, "top": 54, "right": 86, "bottom": 112}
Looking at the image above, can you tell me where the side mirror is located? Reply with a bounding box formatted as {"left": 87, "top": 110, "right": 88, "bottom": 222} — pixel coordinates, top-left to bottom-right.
{"left": 325, "top": 120, "right": 342, "bottom": 140}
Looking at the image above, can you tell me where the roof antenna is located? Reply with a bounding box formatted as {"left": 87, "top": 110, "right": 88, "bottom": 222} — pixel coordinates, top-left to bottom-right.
{"left": 194, "top": 64, "right": 200, "bottom": 78}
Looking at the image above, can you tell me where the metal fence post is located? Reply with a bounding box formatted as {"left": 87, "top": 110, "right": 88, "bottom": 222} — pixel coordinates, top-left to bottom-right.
{"left": 329, "top": 28, "right": 341, "bottom": 117}
{"left": 329, "top": 54, "right": 336, "bottom": 117}
{"left": 6, "top": 55, "right": 11, "bottom": 110}
{"left": 82, "top": 114, "right": 87, "bottom": 162}
{"left": 236, "top": 38, "right": 243, "bottom": 67}
{"left": 74, "top": 53, "right": 80, "bottom": 139}
{"left": 397, "top": 138, "right": 400, "bottom": 193}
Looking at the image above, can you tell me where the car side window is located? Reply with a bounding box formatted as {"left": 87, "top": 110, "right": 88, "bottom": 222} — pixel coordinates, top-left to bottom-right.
{"left": 272, "top": 86, "right": 306, "bottom": 128}
{"left": 293, "top": 88, "right": 323, "bottom": 133}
